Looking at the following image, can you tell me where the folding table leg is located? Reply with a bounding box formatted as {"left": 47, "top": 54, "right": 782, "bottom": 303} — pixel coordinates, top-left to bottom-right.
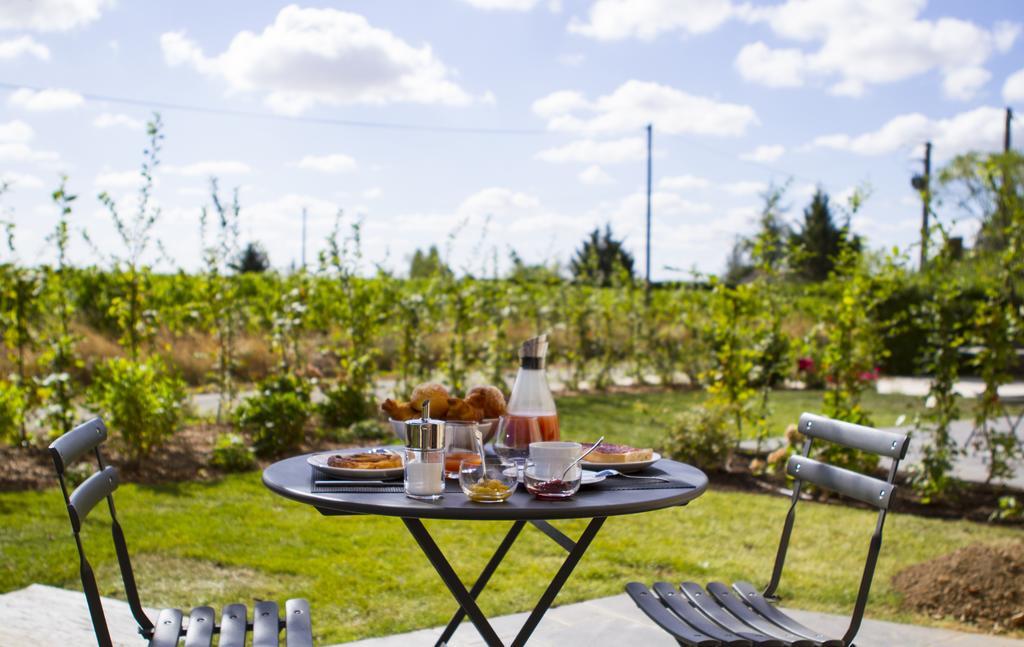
{"left": 510, "top": 517, "right": 606, "bottom": 647}
{"left": 403, "top": 518, "right": 505, "bottom": 647}
{"left": 436, "top": 520, "right": 527, "bottom": 647}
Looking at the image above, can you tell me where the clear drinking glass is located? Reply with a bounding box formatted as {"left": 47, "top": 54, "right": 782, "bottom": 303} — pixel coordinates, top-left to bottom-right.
{"left": 444, "top": 421, "right": 481, "bottom": 479}
{"left": 493, "top": 415, "right": 542, "bottom": 477}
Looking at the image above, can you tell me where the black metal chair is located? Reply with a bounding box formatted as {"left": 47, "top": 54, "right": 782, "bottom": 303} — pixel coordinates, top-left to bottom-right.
{"left": 49, "top": 417, "right": 314, "bottom": 647}
{"left": 628, "top": 412, "right": 910, "bottom": 647}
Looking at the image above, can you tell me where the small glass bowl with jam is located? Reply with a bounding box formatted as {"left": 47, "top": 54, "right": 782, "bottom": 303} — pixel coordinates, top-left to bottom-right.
{"left": 524, "top": 462, "right": 582, "bottom": 500}
{"left": 459, "top": 459, "right": 517, "bottom": 503}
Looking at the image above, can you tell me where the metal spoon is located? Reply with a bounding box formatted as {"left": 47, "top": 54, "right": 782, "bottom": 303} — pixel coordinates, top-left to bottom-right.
{"left": 474, "top": 427, "right": 487, "bottom": 474}
{"left": 553, "top": 436, "right": 605, "bottom": 482}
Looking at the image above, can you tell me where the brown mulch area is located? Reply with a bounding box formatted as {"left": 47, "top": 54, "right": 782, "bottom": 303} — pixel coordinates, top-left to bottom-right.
{"left": 892, "top": 541, "right": 1024, "bottom": 633}
{"left": 0, "top": 423, "right": 377, "bottom": 491}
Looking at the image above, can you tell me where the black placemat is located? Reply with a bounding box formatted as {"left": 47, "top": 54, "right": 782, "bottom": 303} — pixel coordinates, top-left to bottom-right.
{"left": 587, "top": 465, "right": 694, "bottom": 491}
{"left": 311, "top": 466, "right": 405, "bottom": 494}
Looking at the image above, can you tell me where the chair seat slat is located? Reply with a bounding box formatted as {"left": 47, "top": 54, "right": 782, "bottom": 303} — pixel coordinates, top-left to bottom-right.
{"left": 651, "top": 582, "right": 753, "bottom": 646}
{"left": 732, "top": 582, "right": 842, "bottom": 646}
{"left": 149, "top": 608, "right": 183, "bottom": 647}
{"left": 625, "top": 583, "right": 719, "bottom": 647}
{"left": 284, "top": 598, "right": 313, "bottom": 647}
{"left": 219, "top": 603, "right": 248, "bottom": 647}
{"left": 706, "top": 582, "right": 818, "bottom": 646}
{"left": 253, "top": 600, "right": 281, "bottom": 647}
{"left": 680, "top": 582, "right": 777, "bottom": 640}
{"left": 183, "top": 606, "right": 214, "bottom": 647}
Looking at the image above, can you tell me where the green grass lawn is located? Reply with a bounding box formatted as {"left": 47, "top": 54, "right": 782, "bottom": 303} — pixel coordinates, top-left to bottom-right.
{"left": 557, "top": 389, "right": 924, "bottom": 450}
{"left": 2, "top": 472, "right": 1021, "bottom": 644}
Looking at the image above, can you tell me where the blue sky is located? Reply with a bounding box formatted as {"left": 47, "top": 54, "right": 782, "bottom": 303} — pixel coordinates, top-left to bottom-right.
{"left": 0, "top": 0, "right": 1022, "bottom": 278}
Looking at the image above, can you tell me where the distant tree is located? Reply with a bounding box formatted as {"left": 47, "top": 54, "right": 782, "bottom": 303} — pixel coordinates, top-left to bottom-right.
{"left": 507, "top": 249, "right": 563, "bottom": 284}
{"left": 408, "top": 245, "right": 452, "bottom": 279}
{"left": 724, "top": 184, "right": 790, "bottom": 283}
{"left": 789, "top": 188, "right": 859, "bottom": 281}
{"left": 938, "top": 150, "right": 1024, "bottom": 254}
{"left": 570, "top": 224, "right": 634, "bottom": 286}
{"left": 230, "top": 241, "right": 271, "bottom": 273}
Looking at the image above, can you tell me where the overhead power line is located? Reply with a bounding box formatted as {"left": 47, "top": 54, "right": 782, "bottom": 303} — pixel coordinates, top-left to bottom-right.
{"left": 0, "top": 81, "right": 548, "bottom": 136}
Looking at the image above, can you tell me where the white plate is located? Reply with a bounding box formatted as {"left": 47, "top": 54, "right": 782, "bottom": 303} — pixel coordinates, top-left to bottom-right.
{"left": 581, "top": 452, "right": 662, "bottom": 474}
{"left": 503, "top": 467, "right": 605, "bottom": 486}
{"left": 307, "top": 449, "right": 405, "bottom": 479}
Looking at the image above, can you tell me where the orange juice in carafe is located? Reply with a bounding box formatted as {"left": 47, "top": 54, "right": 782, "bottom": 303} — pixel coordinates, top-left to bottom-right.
{"left": 505, "top": 334, "right": 559, "bottom": 442}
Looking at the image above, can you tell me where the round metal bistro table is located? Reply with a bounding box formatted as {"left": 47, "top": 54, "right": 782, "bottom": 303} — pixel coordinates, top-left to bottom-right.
{"left": 263, "top": 454, "right": 708, "bottom": 647}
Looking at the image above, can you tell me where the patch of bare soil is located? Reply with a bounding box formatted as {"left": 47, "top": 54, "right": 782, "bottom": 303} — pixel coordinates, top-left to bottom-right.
{"left": 893, "top": 541, "right": 1024, "bottom": 633}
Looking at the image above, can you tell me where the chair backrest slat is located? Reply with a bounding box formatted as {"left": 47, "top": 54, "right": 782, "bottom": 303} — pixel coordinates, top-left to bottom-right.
{"left": 786, "top": 455, "right": 895, "bottom": 509}
{"left": 49, "top": 418, "right": 108, "bottom": 474}
{"left": 68, "top": 466, "right": 119, "bottom": 532}
{"left": 799, "top": 412, "right": 909, "bottom": 459}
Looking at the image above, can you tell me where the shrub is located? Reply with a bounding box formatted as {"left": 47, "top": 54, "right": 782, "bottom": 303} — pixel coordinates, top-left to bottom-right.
{"left": 210, "top": 432, "right": 255, "bottom": 472}
{"left": 0, "top": 379, "right": 25, "bottom": 444}
{"left": 318, "top": 382, "right": 373, "bottom": 430}
{"left": 88, "top": 356, "right": 187, "bottom": 463}
{"left": 235, "top": 374, "right": 312, "bottom": 458}
{"left": 664, "top": 405, "right": 731, "bottom": 471}
{"left": 327, "top": 418, "right": 392, "bottom": 444}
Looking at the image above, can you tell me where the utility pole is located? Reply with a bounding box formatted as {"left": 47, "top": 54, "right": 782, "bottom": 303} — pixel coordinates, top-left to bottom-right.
{"left": 1006, "top": 107, "right": 1013, "bottom": 153}
{"left": 645, "top": 123, "right": 652, "bottom": 304}
{"left": 301, "top": 207, "right": 307, "bottom": 269}
{"left": 917, "top": 142, "right": 932, "bottom": 269}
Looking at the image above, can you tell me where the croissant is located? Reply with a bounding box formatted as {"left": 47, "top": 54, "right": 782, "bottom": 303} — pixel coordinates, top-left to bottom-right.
{"left": 466, "top": 386, "right": 507, "bottom": 418}
{"left": 381, "top": 398, "right": 419, "bottom": 421}
{"left": 445, "top": 397, "right": 484, "bottom": 422}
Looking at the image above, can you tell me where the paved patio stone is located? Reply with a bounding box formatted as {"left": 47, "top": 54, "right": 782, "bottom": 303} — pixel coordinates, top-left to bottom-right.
{"left": 3, "top": 584, "right": 1020, "bottom": 646}
{"left": 333, "top": 592, "right": 1024, "bottom": 647}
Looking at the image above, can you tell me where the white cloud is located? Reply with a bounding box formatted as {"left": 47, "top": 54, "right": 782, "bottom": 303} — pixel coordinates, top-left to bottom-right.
{"left": 658, "top": 174, "right": 710, "bottom": 190}
{"left": 94, "top": 169, "right": 146, "bottom": 191}
{"left": 8, "top": 87, "right": 83, "bottom": 111}
{"left": 536, "top": 137, "right": 646, "bottom": 164}
{"left": 459, "top": 0, "right": 540, "bottom": 10}
{"left": 0, "top": 35, "right": 49, "bottom": 60}
{"left": 0, "top": 171, "right": 43, "bottom": 190}
{"left": 532, "top": 80, "right": 757, "bottom": 137}
{"left": 722, "top": 181, "right": 768, "bottom": 196}
{"left": 0, "top": 142, "right": 60, "bottom": 164}
{"left": 164, "top": 160, "right": 252, "bottom": 176}
{"left": 739, "top": 144, "right": 785, "bottom": 162}
{"left": 0, "top": 119, "right": 33, "bottom": 143}
{"left": 93, "top": 112, "right": 145, "bottom": 130}
{"left": 569, "top": 0, "right": 739, "bottom": 41}
{"left": 1004, "top": 68, "right": 1024, "bottom": 103}
{"left": 296, "top": 153, "right": 357, "bottom": 174}
{"left": 0, "top": 0, "right": 113, "bottom": 32}
{"left": 735, "top": 42, "right": 806, "bottom": 87}
{"left": 736, "top": 0, "right": 1018, "bottom": 100}
{"left": 812, "top": 106, "right": 1023, "bottom": 160}
{"left": 578, "top": 165, "right": 614, "bottom": 185}
{"left": 943, "top": 67, "right": 991, "bottom": 101}
{"left": 160, "top": 6, "right": 474, "bottom": 115}
{"left": 362, "top": 187, "right": 382, "bottom": 200}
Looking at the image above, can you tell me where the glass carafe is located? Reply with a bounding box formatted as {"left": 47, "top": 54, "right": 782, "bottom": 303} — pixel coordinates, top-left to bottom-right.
{"left": 500, "top": 335, "right": 560, "bottom": 465}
